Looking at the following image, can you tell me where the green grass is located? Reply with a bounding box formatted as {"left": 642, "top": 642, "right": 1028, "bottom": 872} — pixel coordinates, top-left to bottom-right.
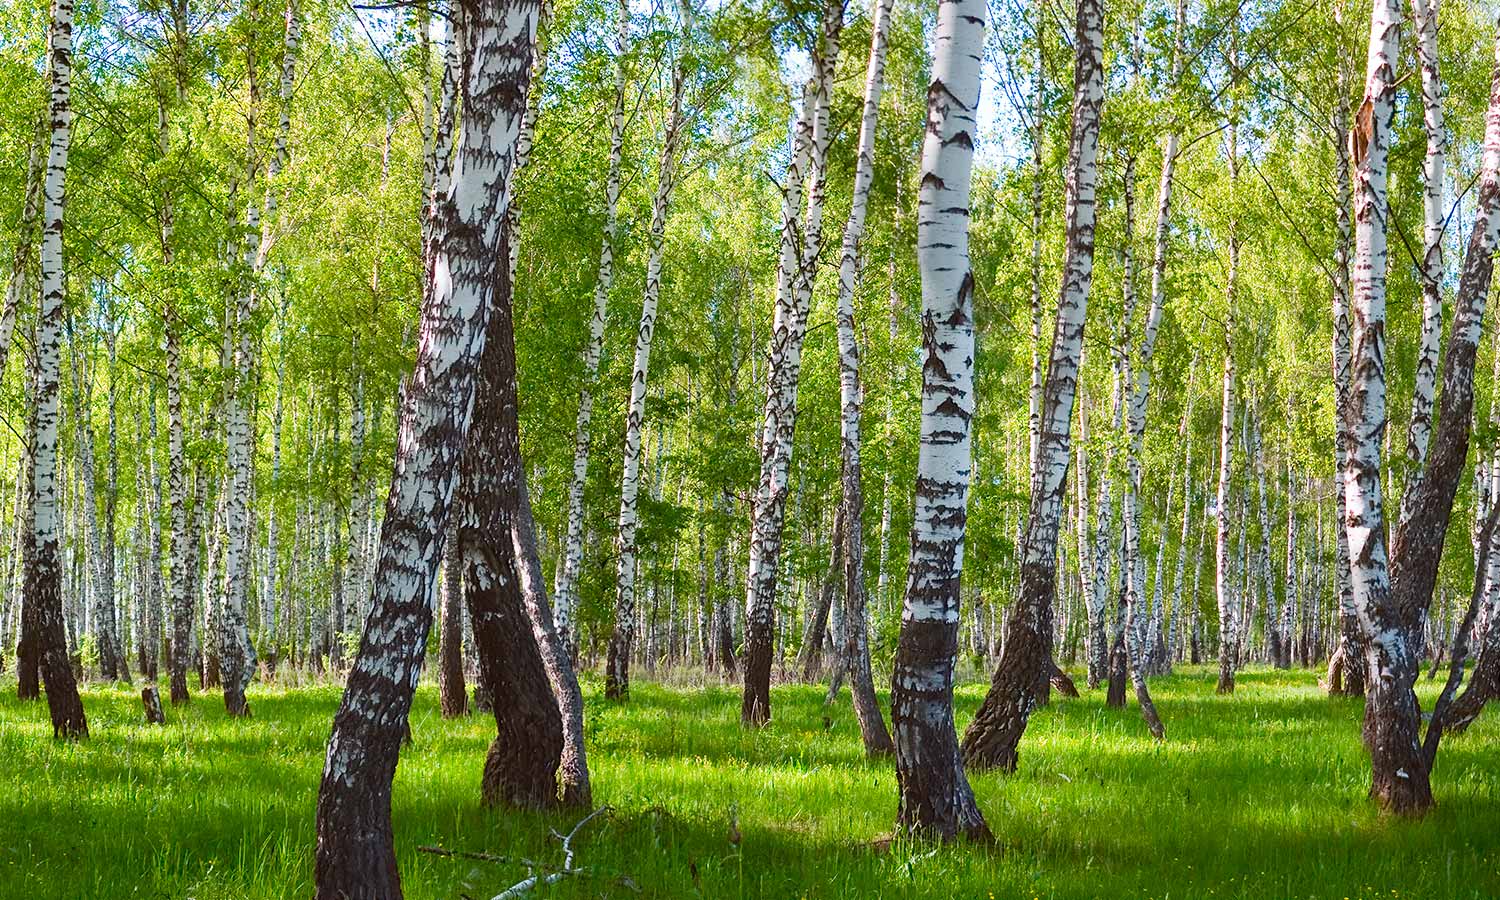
{"left": 2, "top": 666, "right": 1498, "bottom": 899}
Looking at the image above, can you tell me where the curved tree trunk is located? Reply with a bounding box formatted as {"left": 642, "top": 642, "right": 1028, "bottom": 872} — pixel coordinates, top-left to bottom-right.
{"left": 313, "top": 3, "right": 540, "bottom": 895}
{"left": 891, "top": 0, "right": 990, "bottom": 842}
{"left": 742, "top": 0, "right": 845, "bottom": 726}
{"left": 458, "top": 231, "right": 564, "bottom": 811}
{"left": 960, "top": 0, "right": 1104, "bottom": 774}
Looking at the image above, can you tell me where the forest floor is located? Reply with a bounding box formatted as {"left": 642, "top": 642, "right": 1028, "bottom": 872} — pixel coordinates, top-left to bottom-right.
{"left": 2, "top": 665, "right": 1498, "bottom": 899}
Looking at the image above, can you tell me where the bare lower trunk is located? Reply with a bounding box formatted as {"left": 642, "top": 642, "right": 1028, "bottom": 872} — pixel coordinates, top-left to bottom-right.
{"left": 961, "top": 0, "right": 1104, "bottom": 773}
{"left": 891, "top": 0, "right": 989, "bottom": 842}
{"left": 743, "top": 0, "right": 845, "bottom": 726}
{"left": 313, "top": 4, "right": 540, "bottom": 894}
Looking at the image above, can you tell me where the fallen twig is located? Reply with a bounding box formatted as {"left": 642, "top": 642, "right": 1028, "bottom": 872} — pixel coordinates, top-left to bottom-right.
{"left": 489, "top": 806, "right": 614, "bottom": 900}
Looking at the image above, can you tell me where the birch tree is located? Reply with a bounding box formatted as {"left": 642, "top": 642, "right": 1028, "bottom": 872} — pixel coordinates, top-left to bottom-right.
{"left": 555, "top": 0, "right": 629, "bottom": 658}
{"left": 313, "top": 2, "right": 540, "bottom": 893}
{"left": 32, "top": 0, "right": 88, "bottom": 739}
{"left": 606, "top": 1, "right": 689, "bottom": 701}
{"left": 890, "top": 0, "right": 989, "bottom": 841}
{"left": 960, "top": 0, "right": 1104, "bottom": 774}
{"left": 221, "top": 0, "right": 301, "bottom": 716}
{"left": 828, "top": 0, "right": 895, "bottom": 757}
{"left": 741, "top": 0, "right": 845, "bottom": 726}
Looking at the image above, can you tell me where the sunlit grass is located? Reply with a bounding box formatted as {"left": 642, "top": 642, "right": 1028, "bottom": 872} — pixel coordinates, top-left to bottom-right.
{"left": 2, "top": 665, "right": 1497, "bottom": 899}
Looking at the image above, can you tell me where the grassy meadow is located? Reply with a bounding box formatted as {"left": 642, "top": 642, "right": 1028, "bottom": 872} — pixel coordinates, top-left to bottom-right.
{"left": 2, "top": 666, "right": 1498, "bottom": 899}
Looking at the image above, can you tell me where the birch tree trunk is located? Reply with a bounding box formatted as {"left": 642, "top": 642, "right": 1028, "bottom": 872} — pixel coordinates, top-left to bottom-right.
{"left": 33, "top": 0, "right": 87, "bottom": 739}
{"left": 313, "top": 2, "right": 540, "bottom": 894}
{"left": 960, "top": 0, "right": 1104, "bottom": 773}
{"left": 891, "top": 0, "right": 989, "bottom": 841}
{"left": 1370, "top": 15, "right": 1500, "bottom": 816}
{"left": 458, "top": 229, "right": 565, "bottom": 812}
{"left": 1341, "top": 0, "right": 1412, "bottom": 813}
{"left": 222, "top": 0, "right": 301, "bottom": 716}
{"left": 606, "top": 6, "right": 688, "bottom": 701}
{"left": 742, "top": 0, "right": 845, "bottom": 726}
{"left": 829, "top": 0, "right": 895, "bottom": 757}
{"left": 1327, "top": 10, "right": 1365, "bottom": 694}
{"left": 555, "top": 0, "right": 629, "bottom": 658}
{"left": 1215, "top": 343, "right": 1237, "bottom": 692}
{"left": 1400, "top": 0, "right": 1446, "bottom": 520}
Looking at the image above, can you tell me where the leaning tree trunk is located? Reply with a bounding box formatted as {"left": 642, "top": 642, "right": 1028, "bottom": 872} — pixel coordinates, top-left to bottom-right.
{"left": 828, "top": 0, "right": 895, "bottom": 757}
{"left": 555, "top": 0, "right": 629, "bottom": 658}
{"left": 891, "top": 0, "right": 989, "bottom": 841}
{"left": 457, "top": 229, "right": 564, "bottom": 812}
{"left": 1372, "top": 14, "right": 1500, "bottom": 816}
{"left": 606, "top": 17, "right": 686, "bottom": 701}
{"left": 32, "top": 0, "right": 87, "bottom": 739}
{"left": 313, "top": 3, "right": 540, "bottom": 896}
{"left": 960, "top": 0, "right": 1104, "bottom": 774}
{"left": 742, "top": 0, "right": 845, "bottom": 726}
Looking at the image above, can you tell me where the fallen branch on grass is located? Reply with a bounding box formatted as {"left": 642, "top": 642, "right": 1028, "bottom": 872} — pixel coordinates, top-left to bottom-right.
{"left": 491, "top": 806, "right": 614, "bottom": 900}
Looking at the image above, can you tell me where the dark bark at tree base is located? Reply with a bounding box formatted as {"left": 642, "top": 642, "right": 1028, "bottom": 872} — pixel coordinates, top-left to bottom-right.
{"left": 960, "top": 606, "right": 1048, "bottom": 774}
{"left": 1361, "top": 644, "right": 1434, "bottom": 817}
{"left": 224, "top": 687, "right": 251, "bottom": 718}
{"left": 1106, "top": 633, "right": 1127, "bottom": 709}
{"left": 715, "top": 608, "right": 737, "bottom": 677}
{"left": 604, "top": 637, "right": 630, "bottom": 701}
{"left": 1049, "top": 662, "right": 1079, "bottom": 698}
{"left": 740, "top": 621, "right": 773, "bottom": 726}
{"left": 142, "top": 685, "right": 165, "bottom": 725}
{"left": 894, "top": 620, "right": 991, "bottom": 841}
{"left": 1215, "top": 656, "right": 1235, "bottom": 694}
{"left": 459, "top": 223, "right": 567, "bottom": 812}
{"left": 17, "top": 594, "right": 40, "bottom": 700}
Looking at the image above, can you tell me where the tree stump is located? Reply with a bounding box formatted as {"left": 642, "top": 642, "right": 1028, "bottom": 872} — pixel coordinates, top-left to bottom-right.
{"left": 141, "top": 685, "right": 165, "bottom": 725}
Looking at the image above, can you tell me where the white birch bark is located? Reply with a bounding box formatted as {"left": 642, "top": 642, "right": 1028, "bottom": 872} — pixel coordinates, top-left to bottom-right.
{"left": 741, "top": 0, "right": 844, "bottom": 725}
{"left": 315, "top": 2, "right": 541, "bottom": 893}
{"left": 1342, "top": 0, "right": 1422, "bottom": 811}
{"left": 831, "top": 0, "right": 895, "bottom": 756}
{"left": 1401, "top": 0, "right": 1446, "bottom": 522}
{"left": 890, "top": 0, "right": 989, "bottom": 840}
{"left": 606, "top": 4, "right": 689, "bottom": 700}
{"left": 33, "top": 0, "right": 88, "bottom": 738}
{"left": 222, "top": 0, "right": 301, "bottom": 714}
{"left": 961, "top": 0, "right": 1105, "bottom": 772}
{"left": 556, "top": 0, "right": 629, "bottom": 655}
